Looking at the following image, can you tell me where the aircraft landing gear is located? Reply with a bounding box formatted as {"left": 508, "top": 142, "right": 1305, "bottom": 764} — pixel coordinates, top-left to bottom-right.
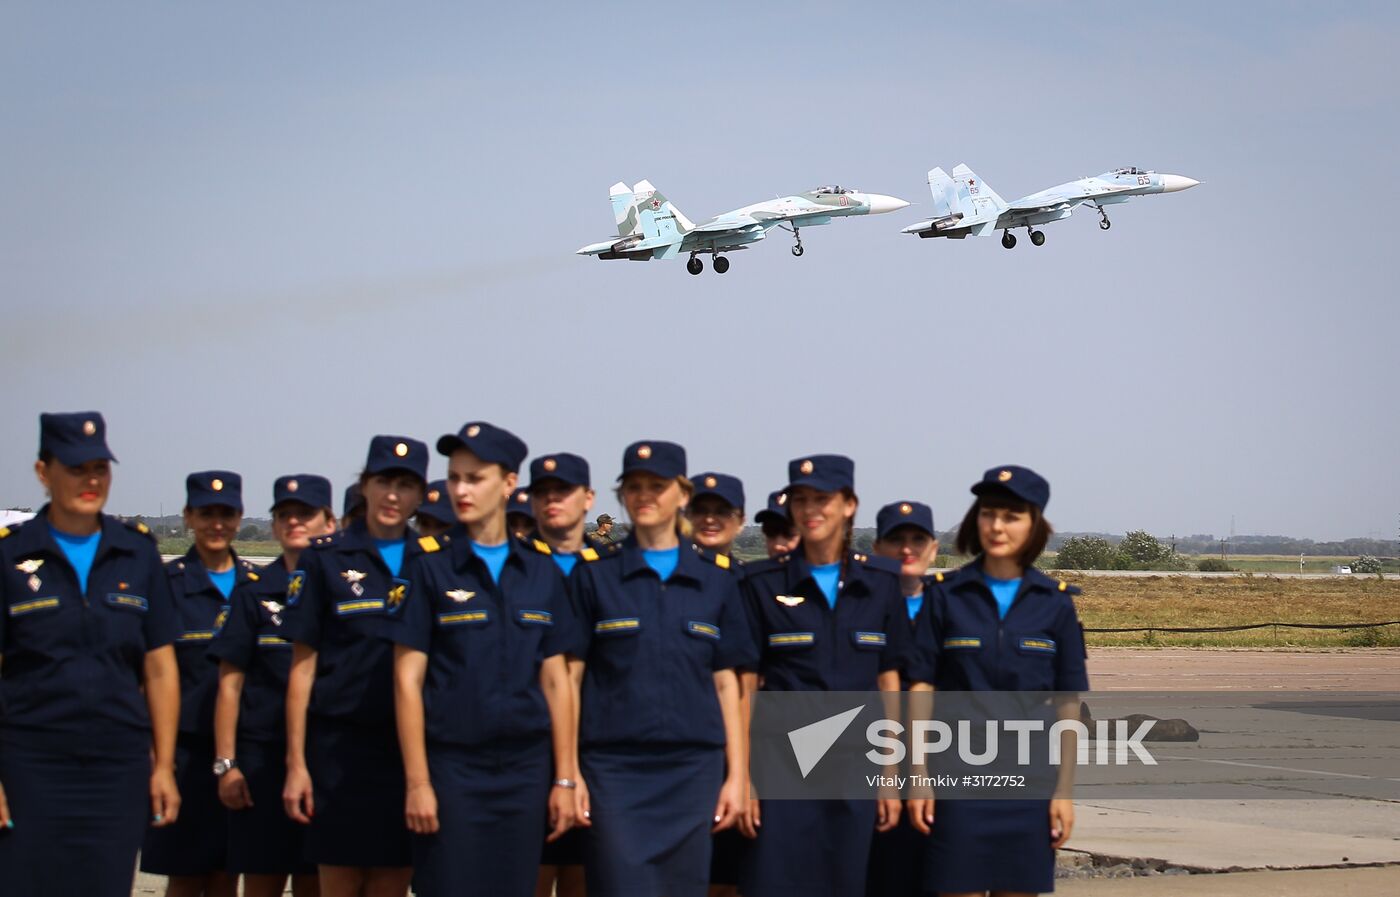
{"left": 1001, "top": 231, "right": 1017, "bottom": 249}
{"left": 1029, "top": 229, "right": 1046, "bottom": 246}
{"left": 780, "top": 223, "right": 805, "bottom": 256}
{"left": 687, "top": 255, "right": 703, "bottom": 275}
{"left": 1094, "top": 202, "right": 1112, "bottom": 230}
{"left": 713, "top": 255, "right": 730, "bottom": 274}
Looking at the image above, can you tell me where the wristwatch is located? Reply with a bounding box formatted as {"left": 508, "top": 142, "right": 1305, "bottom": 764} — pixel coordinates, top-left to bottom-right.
{"left": 212, "top": 757, "right": 238, "bottom": 777}
{"left": 553, "top": 778, "right": 578, "bottom": 790}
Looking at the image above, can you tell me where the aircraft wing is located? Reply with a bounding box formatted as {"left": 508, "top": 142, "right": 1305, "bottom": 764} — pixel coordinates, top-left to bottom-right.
{"left": 689, "top": 215, "right": 763, "bottom": 234}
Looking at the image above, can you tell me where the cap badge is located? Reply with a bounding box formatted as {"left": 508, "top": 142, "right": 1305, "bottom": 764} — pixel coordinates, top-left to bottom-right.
{"left": 998, "top": 469, "right": 1013, "bottom": 482}
{"left": 395, "top": 442, "right": 409, "bottom": 457}
{"left": 799, "top": 460, "right": 814, "bottom": 475}
{"left": 777, "top": 493, "right": 788, "bottom": 506}
{"left": 287, "top": 479, "right": 299, "bottom": 492}
{"left": 446, "top": 589, "right": 475, "bottom": 603}
{"left": 705, "top": 476, "right": 717, "bottom": 488}
{"left": 516, "top": 492, "right": 529, "bottom": 504}
{"left": 637, "top": 445, "right": 652, "bottom": 459}
{"left": 427, "top": 489, "right": 440, "bottom": 503}
{"left": 211, "top": 478, "right": 224, "bottom": 492}
{"left": 543, "top": 458, "right": 557, "bottom": 472}
{"left": 776, "top": 594, "right": 805, "bottom": 607}
{"left": 82, "top": 420, "right": 97, "bottom": 436}
{"left": 899, "top": 503, "right": 913, "bottom": 515}
{"left": 466, "top": 425, "right": 481, "bottom": 438}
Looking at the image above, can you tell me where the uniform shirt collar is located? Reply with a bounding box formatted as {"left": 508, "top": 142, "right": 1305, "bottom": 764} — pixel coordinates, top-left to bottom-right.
{"left": 449, "top": 526, "right": 529, "bottom": 574}
{"left": 619, "top": 536, "right": 705, "bottom": 584}
{"left": 179, "top": 545, "right": 254, "bottom": 592}
{"left": 785, "top": 550, "right": 875, "bottom": 596}
{"left": 16, "top": 505, "right": 137, "bottom": 563}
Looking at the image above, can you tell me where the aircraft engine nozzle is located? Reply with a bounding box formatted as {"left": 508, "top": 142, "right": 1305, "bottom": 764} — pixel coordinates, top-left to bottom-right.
{"left": 864, "top": 194, "right": 911, "bottom": 214}
{"left": 1159, "top": 175, "right": 1200, "bottom": 193}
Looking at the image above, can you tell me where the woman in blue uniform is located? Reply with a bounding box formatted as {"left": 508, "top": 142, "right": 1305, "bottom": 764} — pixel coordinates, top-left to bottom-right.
{"left": 738, "top": 455, "right": 910, "bottom": 897}
{"left": 906, "top": 466, "right": 1089, "bottom": 897}
{"left": 142, "top": 471, "right": 255, "bottom": 897}
{"left": 0, "top": 411, "right": 182, "bottom": 897}
{"left": 210, "top": 474, "right": 335, "bottom": 897}
{"left": 283, "top": 435, "right": 428, "bottom": 897}
{"left": 393, "top": 422, "right": 582, "bottom": 897}
{"left": 571, "top": 441, "right": 754, "bottom": 897}
{"left": 753, "top": 491, "right": 799, "bottom": 559}
{"left": 414, "top": 479, "right": 456, "bottom": 540}
{"left": 527, "top": 451, "right": 598, "bottom": 897}
{"left": 865, "top": 500, "right": 940, "bottom": 897}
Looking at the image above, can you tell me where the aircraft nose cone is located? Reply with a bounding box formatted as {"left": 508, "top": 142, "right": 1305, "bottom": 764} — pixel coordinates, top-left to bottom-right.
{"left": 1160, "top": 175, "right": 1200, "bottom": 193}
{"left": 865, "top": 194, "right": 911, "bottom": 214}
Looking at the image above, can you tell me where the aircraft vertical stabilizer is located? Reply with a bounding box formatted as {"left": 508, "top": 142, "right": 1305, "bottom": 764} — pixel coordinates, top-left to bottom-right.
{"left": 950, "top": 164, "right": 1008, "bottom": 233}
{"left": 610, "top": 182, "right": 640, "bottom": 236}
{"left": 631, "top": 180, "right": 694, "bottom": 251}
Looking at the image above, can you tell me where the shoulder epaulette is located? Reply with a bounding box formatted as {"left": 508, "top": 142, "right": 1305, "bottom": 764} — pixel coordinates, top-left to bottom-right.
{"left": 690, "top": 544, "right": 732, "bottom": 570}
{"left": 741, "top": 554, "right": 787, "bottom": 576}
{"left": 0, "top": 524, "right": 13, "bottom": 539}
{"left": 934, "top": 570, "right": 945, "bottom": 583}
{"left": 310, "top": 530, "right": 347, "bottom": 549}
{"left": 238, "top": 557, "right": 254, "bottom": 569}
{"left": 856, "top": 552, "right": 903, "bottom": 575}
{"left": 579, "top": 547, "right": 600, "bottom": 562}
{"left": 531, "top": 538, "right": 552, "bottom": 556}
{"left": 167, "top": 559, "right": 186, "bottom": 576}
{"left": 418, "top": 535, "right": 441, "bottom": 553}
{"left": 1057, "top": 578, "right": 1082, "bottom": 596}
{"left": 246, "top": 571, "right": 260, "bottom": 582}
{"left": 122, "top": 519, "right": 155, "bottom": 539}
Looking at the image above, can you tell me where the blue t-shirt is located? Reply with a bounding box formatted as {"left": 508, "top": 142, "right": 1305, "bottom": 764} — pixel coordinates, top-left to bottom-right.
{"left": 208, "top": 567, "right": 237, "bottom": 599}
{"left": 643, "top": 547, "right": 679, "bottom": 582}
{"left": 905, "top": 593, "right": 924, "bottom": 620}
{"left": 811, "top": 562, "right": 841, "bottom": 609}
{"left": 51, "top": 526, "right": 101, "bottom": 594}
{"left": 375, "top": 538, "right": 406, "bottom": 577}
{"left": 984, "top": 574, "right": 1022, "bottom": 620}
{"left": 472, "top": 540, "right": 510, "bottom": 585}
{"left": 552, "top": 553, "right": 578, "bottom": 578}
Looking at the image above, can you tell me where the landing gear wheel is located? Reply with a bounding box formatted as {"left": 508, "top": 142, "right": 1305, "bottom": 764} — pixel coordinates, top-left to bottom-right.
{"left": 1001, "top": 231, "right": 1017, "bottom": 249}
{"left": 1099, "top": 219, "right": 1112, "bottom": 230}
{"left": 713, "top": 256, "right": 730, "bottom": 274}
{"left": 1030, "top": 229, "right": 1046, "bottom": 246}
{"left": 687, "top": 257, "right": 703, "bottom": 275}
{"left": 791, "top": 245, "right": 804, "bottom": 257}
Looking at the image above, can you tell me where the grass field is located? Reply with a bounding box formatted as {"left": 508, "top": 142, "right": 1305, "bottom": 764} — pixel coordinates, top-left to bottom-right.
{"left": 1070, "top": 575, "right": 1400, "bottom": 647}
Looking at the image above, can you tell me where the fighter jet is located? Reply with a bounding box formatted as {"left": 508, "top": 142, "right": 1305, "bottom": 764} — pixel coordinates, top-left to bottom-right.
{"left": 902, "top": 165, "right": 1199, "bottom": 248}
{"left": 577, "top": 180, "right": 910, "bottom": 274}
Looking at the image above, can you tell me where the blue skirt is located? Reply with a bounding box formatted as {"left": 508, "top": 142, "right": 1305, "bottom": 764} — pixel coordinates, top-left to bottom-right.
{"left": 865, "top": 815, "right": 925, "bottom": 897}
{"left": 582, "top": 744, "right": 723, "bottom": 897}
{"left": 924, "top": 798, "right": 1055, "bottom": 894}
{"left": 0, "top": 738, "right": 149, "bottom": 897}
{"left": 305, "top": 715, "right": 411, "bottom": 868}
{"left": 412, "top": 737, "right": 552, "bottom": 897}
{"left": 227, "top": 739, "right": 316, "bottom": 876}
{"left": 140, "top": 733, "right": 228, "bottom": 875}
{"left": 741, "top": 799, "right": 876, "bottom": 897}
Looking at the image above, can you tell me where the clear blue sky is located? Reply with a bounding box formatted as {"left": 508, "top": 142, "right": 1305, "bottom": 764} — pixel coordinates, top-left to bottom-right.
{"left": 3, "top": 2, "right": 1397, "bottom": 541}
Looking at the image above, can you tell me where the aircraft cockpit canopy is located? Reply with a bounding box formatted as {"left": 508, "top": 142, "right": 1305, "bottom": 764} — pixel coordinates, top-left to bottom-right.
{"left": 811, "top": 185, "right": 855, "bottom": 195}
{"left": 1111, "top": 167, "right": 1148, "bottom": 175}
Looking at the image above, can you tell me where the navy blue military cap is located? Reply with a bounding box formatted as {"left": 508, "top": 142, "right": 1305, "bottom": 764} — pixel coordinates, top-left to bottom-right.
{"left": 507, "top": 487, "right": 535, "bottom": 521}
{"left": 692, "top": 472, "right": 745, "bottom": 512}
{"left": 416, "top": 479, "right": 456, "bottom": 526}
{"left": 876, "top": 500, "right": 936, "bottom": 540}
{"left": 39, "top": 411, "right": 116, "bottom": 466}
{"left": 187, "top": 470, "right": 243, "bottom": 511}
{"left": 786, "top": 454, "right": 854, "bottom": 493}
{"left": 437, "top": 421, "right": 528, "bottom": 472}
{"left": 365, "top": 435, "right": 429, "bottom": 481}
{"left": 971, "top": 465, "right": 1050, "bottom": 511}
{"left": 271, "top": 474, "right": 332, "bottom": 512}
{"left": 619, "top": 440, "right": 686, "bottom": 480}
{"left": 529, "top": 452, "right": 590, "bottom": 489}
{"left": 343, "top": 483, "right": 364, "bottom": 518}
{"left": 753, "top": 490, "right": 791, "bottom": 527}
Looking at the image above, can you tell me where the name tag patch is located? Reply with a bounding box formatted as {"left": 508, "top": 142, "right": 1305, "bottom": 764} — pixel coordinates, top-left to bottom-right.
{"left": 595, "top": 617, "right": 640, "bottom": 635}
{"left": 1018, "top": 637, "right": 1057, "bottom": 655}
{"left": 439, "top": 609, "right": 490, "bottom": 626}
{"left": 336, "top": 598, "right": 386, "bottom": 617}
{"left": 769, "top": 631, "right": 815, "bottom": 648}
{"left": 9, "top": 596, "right": 60, "bottom": 616}
{"left": 518, "top": 609, "right": 553, "bottom": 626}
{"left": 852, "top": 631, "right": 887, "bottom": 648}
{"left": 687, "top": 620, "right": 721, "bottom": 640}
{"left": 943, "top": 636, "right": 982, "bottom": 650}
{"left": 257, "top": 635, "right": 291, "bottom": 648}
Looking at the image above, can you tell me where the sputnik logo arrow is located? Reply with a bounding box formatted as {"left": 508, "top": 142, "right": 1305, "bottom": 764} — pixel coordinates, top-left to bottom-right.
{"left": 787, "top": 705, "right": 864, "bottom": 778}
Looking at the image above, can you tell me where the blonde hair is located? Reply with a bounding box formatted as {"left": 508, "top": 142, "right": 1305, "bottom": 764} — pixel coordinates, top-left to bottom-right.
{"left": 615, "top": 475, "right": 695, "bottom": 538}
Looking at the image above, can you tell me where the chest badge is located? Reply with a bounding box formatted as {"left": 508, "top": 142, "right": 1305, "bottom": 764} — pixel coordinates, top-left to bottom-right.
{"left": 16, "top": 559, "right": 43, "bottom": 574}
{"left": 341, "top": 569, "right": 367, "bottom": 597}
{"left": 446, "top": 589, "right": 475, "bottom": 603}
{"left": 261, "top": 599, "right": 285, "bottom": 626}
{"left": 776, "top": 594, "right": 805, "bottom": 607}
